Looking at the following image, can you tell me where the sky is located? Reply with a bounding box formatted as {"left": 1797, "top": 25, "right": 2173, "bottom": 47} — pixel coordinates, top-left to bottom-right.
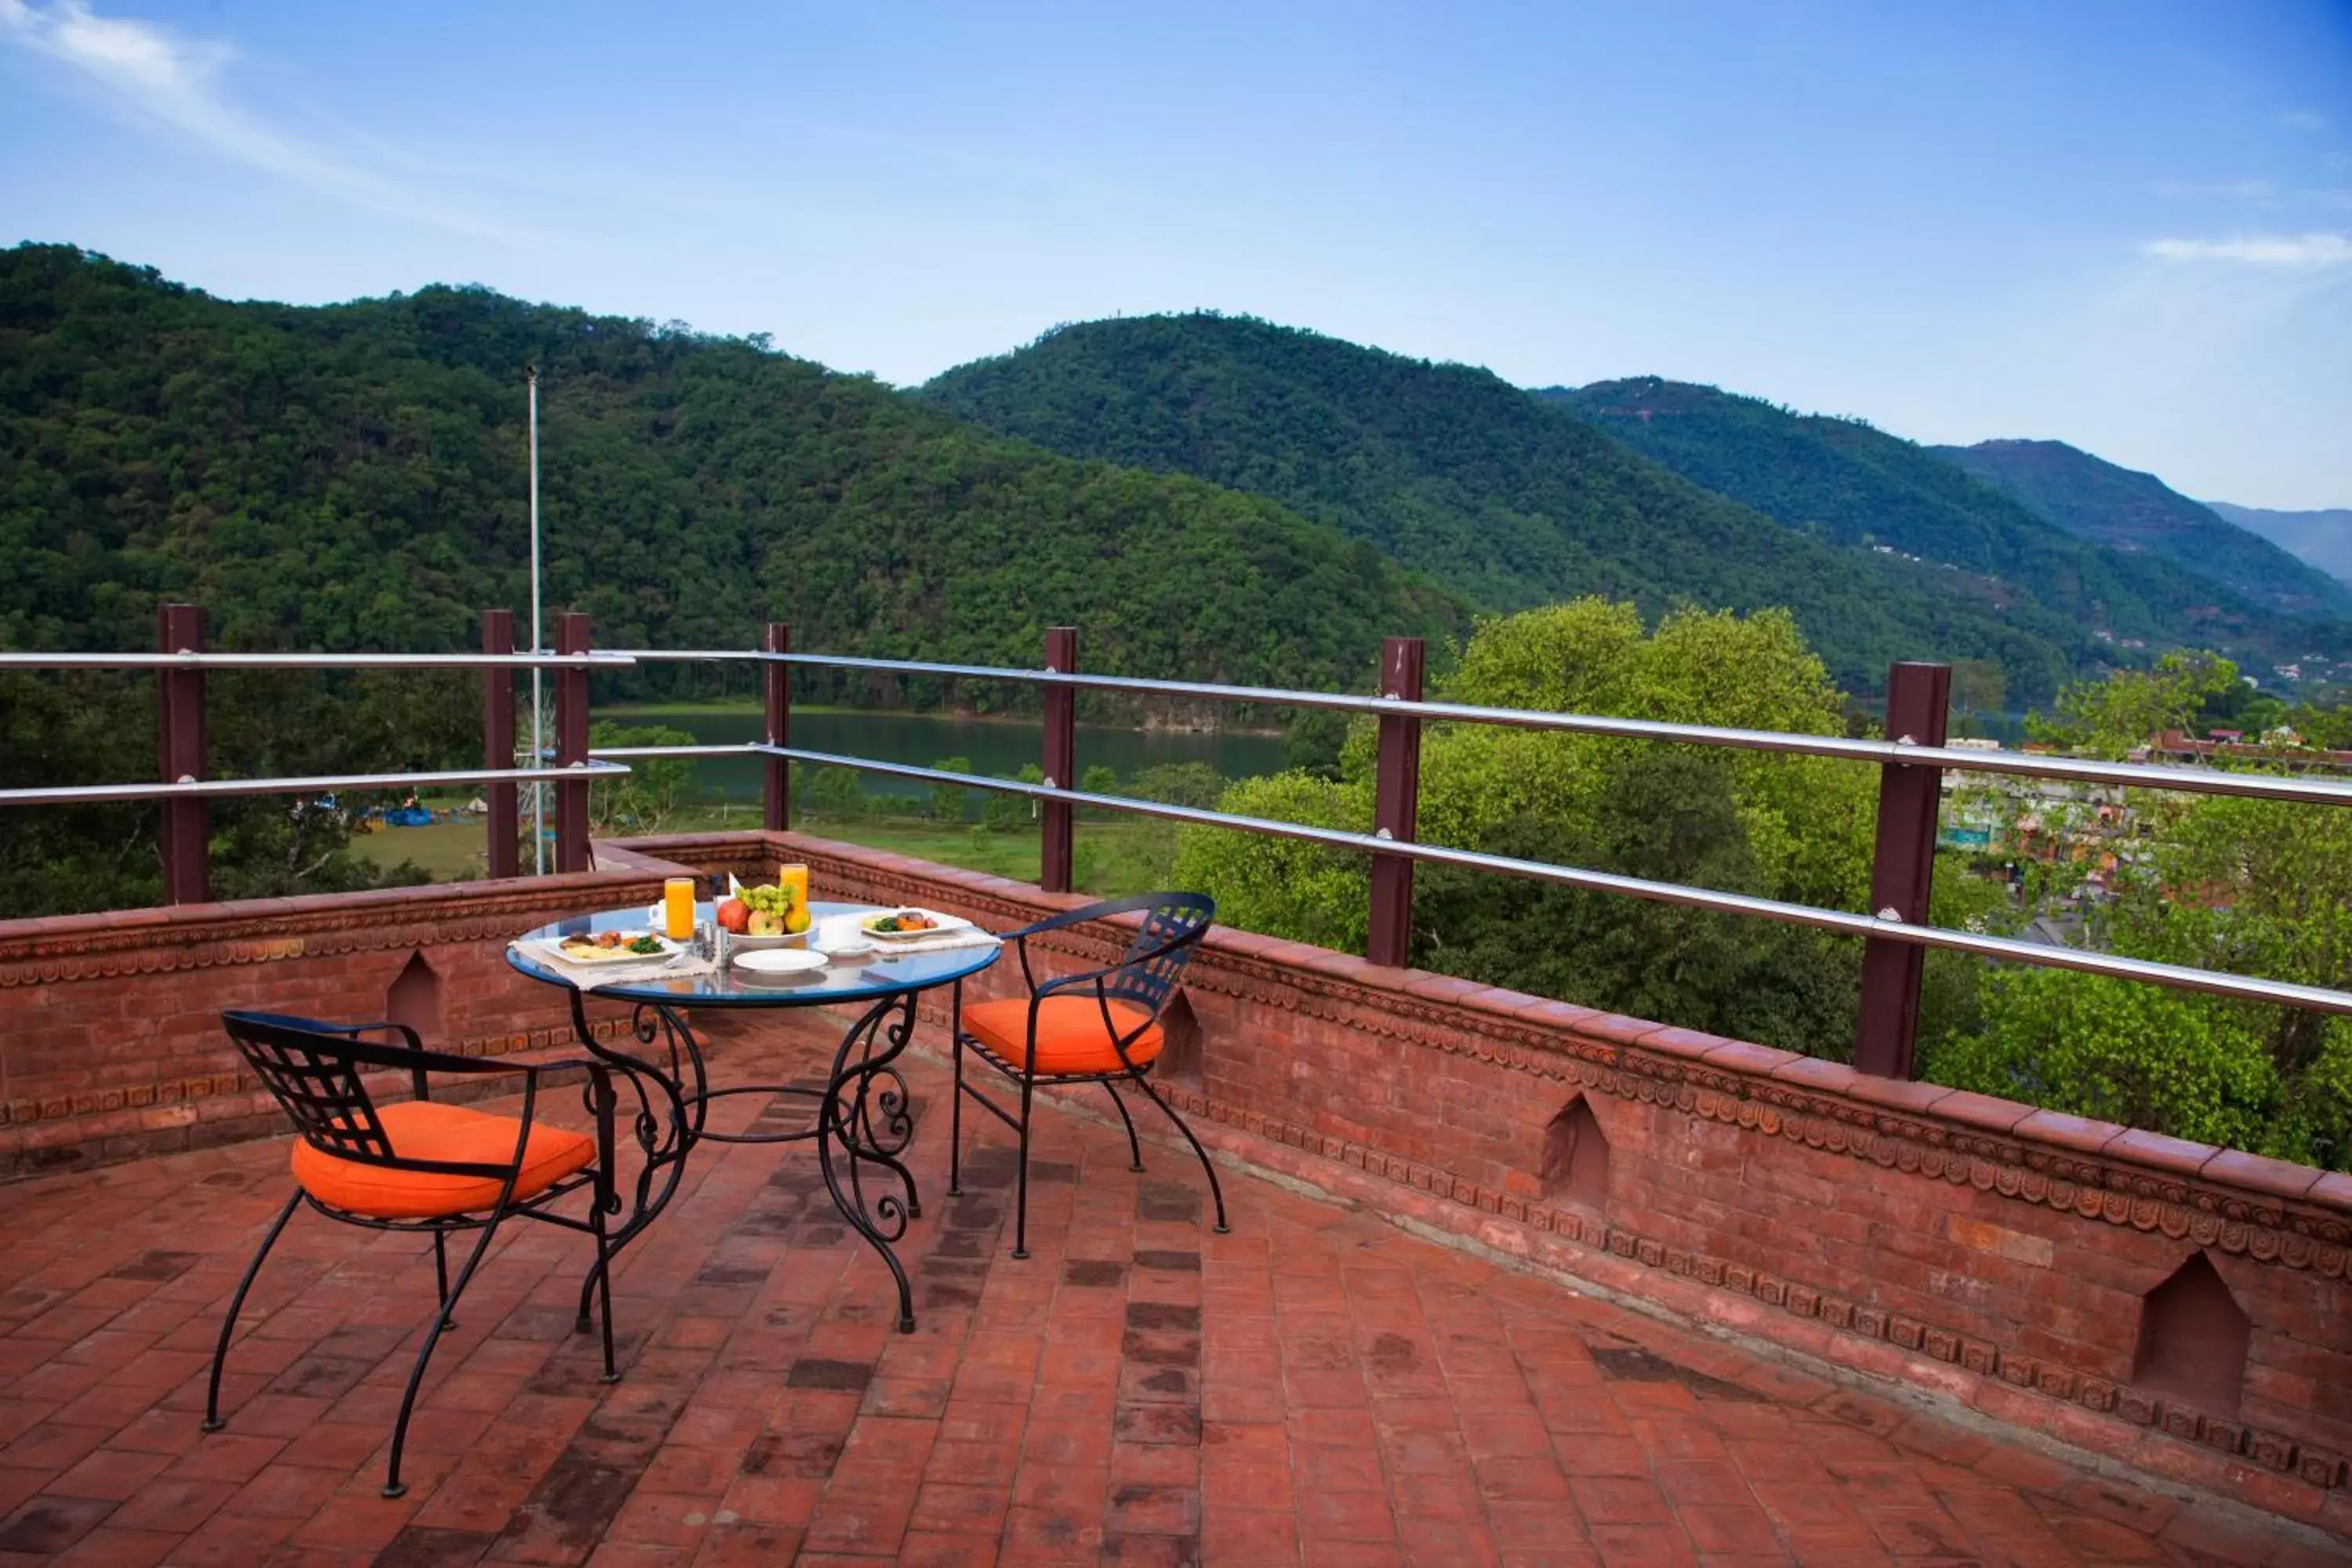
{"left": 2, "top": 0, "right": 2349, "bottom": 508}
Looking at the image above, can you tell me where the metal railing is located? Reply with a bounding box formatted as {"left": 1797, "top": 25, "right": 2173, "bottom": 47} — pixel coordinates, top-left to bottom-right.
{"left": 0, "top": 764, "right": 629, "bottom": 808}
{"left": 8, "top": 607, "right": 2350, "bottom": 1081}
{"left": 603, "top": 628, "right": 2352, "bottom": 1078}
{"left": 0, "top": 605, "right": 637, "bottom": 897}
{"left": 753, "top": 747, "right": 2352, "bottom": 1017}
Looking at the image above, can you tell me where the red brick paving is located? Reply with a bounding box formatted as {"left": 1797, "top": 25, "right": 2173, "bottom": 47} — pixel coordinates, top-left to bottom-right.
{"left": 0, "top": 1018, "right": 2339, "bottom": 1567}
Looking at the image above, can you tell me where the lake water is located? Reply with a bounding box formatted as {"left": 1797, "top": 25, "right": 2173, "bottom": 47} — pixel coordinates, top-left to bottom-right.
{"left": 608, "top": 706, "right": 1290, "bottom": 803}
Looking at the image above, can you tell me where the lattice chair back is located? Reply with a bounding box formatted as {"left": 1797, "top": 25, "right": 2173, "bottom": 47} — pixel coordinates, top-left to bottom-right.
{"left": 222, "top": 1010, "right": 405, "bottom": 1171}
{"left": 1102, "top": 891, "right": 1214, "bottom": 1018}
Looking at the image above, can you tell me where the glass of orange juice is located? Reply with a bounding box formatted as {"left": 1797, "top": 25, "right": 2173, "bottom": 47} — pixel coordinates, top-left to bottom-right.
{"left": 662, "top": 877, "right": 697, "bottom": 941}
{"left": 777, "top": 863, "right": 810, "bottom": 924}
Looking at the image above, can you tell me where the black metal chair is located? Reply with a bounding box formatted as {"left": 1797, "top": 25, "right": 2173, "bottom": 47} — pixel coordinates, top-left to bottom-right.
{"left": 200, "top": 1011, "right": 622, "bottom": 1498}
{"left": 949, "top": 892, "right": 1225, "bottom": 1258}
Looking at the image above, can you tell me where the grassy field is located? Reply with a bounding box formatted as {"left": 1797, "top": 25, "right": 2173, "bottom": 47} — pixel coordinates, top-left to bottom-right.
{"left": 347, "top": 808, "right": 1180, "bottom": 897}
{"left": 347, "top": 819, "right": 494, "bottom": 881}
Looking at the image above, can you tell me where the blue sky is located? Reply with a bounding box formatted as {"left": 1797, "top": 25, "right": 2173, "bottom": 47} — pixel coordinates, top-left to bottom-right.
{"left": 2, "top": 0, "right": 2348, "bottom": 506}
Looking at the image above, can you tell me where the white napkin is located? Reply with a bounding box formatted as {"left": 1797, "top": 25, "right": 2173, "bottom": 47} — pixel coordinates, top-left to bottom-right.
{"left": 515, "top": 938, "right": 717, "bottom": 993}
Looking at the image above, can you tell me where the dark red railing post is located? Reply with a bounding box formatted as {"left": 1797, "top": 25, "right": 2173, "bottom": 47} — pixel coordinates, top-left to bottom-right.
{"left": 764, "top": 622, "right": 791, "bottom": 832}
{"left": 1366, "top": 637, "right": 1425, "bottom": 967}
{"left": 554, "top": 612, "right": 592, "bottom": 873}
{"left": 154, "top": 601, "right": 208, "bottom": 905}
{"left": 1040, "top": 626, "right": 1077, "bottom": 893}
{"left": 1855, "top": 660, "right": 1952, "bottom": 1077}
{"left": 481, "top": 609, "right": 519, "bottom": 880}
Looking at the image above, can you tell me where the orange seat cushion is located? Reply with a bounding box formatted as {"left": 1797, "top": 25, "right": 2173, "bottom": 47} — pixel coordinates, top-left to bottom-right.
{"left": 290, "top": 1100, "right": 595, "bottom": 1221}
{"left": 963, "top": 995, "right": 1164, "bottom": 1076}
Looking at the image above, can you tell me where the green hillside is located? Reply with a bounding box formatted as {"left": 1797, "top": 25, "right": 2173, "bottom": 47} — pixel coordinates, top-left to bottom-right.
{"left": 0, "top": 245, "right": 1457, "bottom": 693}
{"left": 920, "top": 313, "right": 2115, "bottom": 701}
{"left": 1548, "top": 378, "right": 2351, "bottom": 652}
{"left": 1931, "top": 439, "right": 2352, "bottom": 622}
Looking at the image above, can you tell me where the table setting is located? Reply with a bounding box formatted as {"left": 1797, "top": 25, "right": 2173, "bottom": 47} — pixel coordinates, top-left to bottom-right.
{"left": 502, "top": 864, "right": 1004, "bottom": 1332}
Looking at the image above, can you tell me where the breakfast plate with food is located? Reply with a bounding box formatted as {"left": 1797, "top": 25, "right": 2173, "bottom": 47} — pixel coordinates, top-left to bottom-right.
{"left": 858, "top": 908, "right": 973, "bottom": 941}
{"left": 554, "top": 930, "right": 678, "bottom": 964}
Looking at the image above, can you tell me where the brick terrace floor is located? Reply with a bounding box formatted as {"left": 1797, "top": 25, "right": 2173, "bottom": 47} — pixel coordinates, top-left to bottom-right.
{"left": 0, "top": 1020, "right": 2340, "bottom": 1568}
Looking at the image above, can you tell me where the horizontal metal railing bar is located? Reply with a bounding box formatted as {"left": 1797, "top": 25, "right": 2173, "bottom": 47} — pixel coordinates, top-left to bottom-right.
{"left": 602, "top": 648, "right": 771, "bottom": 662}
{"left": 755, "top": 744, "right": 2352, "bottom": 1016}
{"left": 0, "top": 652, "right": 634, "bottom": 670}
{"left": 0, "top": 762, "right": 631, "bottom": 808}
{"left": 589, "top": 743, "right": 764, "bottom": 760}
{"left": 726, "top": 650, "right": 2352, "bottom": 808}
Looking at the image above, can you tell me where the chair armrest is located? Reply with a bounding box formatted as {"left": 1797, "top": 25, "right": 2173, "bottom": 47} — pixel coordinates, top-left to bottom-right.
{"left": 328, "top": 1034, "right": 544, "bottom": 1080}
{"left": 996, "top": 892, "right": 1166, "bottom": 944}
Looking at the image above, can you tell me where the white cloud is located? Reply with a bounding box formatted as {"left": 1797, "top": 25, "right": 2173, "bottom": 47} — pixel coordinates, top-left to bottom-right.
{"left": 2280, "top": 109, "right": 2328, "bottom": 132}
{"left": 2143, "top": 233, "right": 2352, "bottom": 270}
{"left": 0, "top": 0, "right": 517, "bottom": 240}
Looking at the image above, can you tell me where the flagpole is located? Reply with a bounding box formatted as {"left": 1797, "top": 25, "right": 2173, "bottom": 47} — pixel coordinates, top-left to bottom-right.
{"left": 527, "top": 365, "right": 546, "bottom": 876}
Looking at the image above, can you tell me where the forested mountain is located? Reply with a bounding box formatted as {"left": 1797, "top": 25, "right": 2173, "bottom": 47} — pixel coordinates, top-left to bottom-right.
{"left": 0, "top": 245, "right": 1456, "bottom": 692}
{"left": 2203, "top": 502, "right": 2352, "bottom": 589}
{"left": 1547, "top": 378, "right": 2350, "bottom": 652}
{"left": 924, "top": 314, "right": 2140, "bottom": 702}
{"left": 1929, "top": 440, "right": 2352, "bottom": 622}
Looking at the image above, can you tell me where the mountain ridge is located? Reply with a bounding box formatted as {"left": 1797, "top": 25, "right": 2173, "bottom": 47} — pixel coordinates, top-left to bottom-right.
{"left": 0, "top": 245, "right": 1457, "bottom": 695}
{"left": 921, "top": 313, "right": 2332, "bottom": 700}
{"left": 1544, "top": 377, "right": 2349, "bottom": 659}
{"left": 1928, "top": 438, "right": 2352, "bottom": 622}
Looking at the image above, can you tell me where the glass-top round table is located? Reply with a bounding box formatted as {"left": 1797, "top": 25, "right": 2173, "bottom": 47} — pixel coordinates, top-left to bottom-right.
{"left": 508, "top": 901, "right": 1002, "bottom": 1332}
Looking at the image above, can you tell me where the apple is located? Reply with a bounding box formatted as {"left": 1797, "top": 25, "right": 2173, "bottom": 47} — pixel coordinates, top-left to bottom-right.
{"left": 747, "top": 910, "right": 785, "bottom": 937}
{"left": 716, "top": 898, "right": 751, "bottom": 934}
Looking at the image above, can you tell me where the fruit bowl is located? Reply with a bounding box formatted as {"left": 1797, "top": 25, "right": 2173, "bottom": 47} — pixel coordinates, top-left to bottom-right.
{"left": 715, "top": 877, "right": 811, "bottom": 950}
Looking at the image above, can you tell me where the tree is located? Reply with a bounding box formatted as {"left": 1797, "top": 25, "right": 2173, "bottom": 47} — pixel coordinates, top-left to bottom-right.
{"left": 2029, "top": 650, "right": 2240, "bottom": 757}
{"left": 1949, "top": 659, "right": 2005, "bottom": 731}
{"left": 927, "top": 757, "right": 973, "bottom": 823}
{"left": 1174, "top": 599, "right": 1909, "bottom": 1057}
{"left": 1128, "top": 762, "right": 1226, "bottom": 811}
{"left": 586, "top": 723, "right": 695, "bottom": 835}
{"left": 980, "top": 771, "right": 1029, "bottom": 833}
{"left": 805, "top": 765, "right": 866, "bottom": 822}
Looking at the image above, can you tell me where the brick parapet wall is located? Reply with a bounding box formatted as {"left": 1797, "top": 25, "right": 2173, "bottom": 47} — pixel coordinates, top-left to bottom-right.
{"left": 616, "top": 830, "right": 2352, "bottom": 1538}
{"left": 0, "top": 856, "right": 695, "bottom": 1178}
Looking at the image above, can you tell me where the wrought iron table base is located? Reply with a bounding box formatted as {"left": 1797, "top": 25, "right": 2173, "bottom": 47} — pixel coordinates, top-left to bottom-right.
{"left": 564, "top": 986, "right": 925, "bottom": 1331}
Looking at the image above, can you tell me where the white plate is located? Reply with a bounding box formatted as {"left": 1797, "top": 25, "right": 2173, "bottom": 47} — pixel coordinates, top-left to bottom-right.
{"left": 858, "top": 908, "right": 974, "bottom": 940}
{"left": 552, "top": 932, "right": 679, "bottom": 964}
{"left": 728, "top": 931, "right": 804, "bottom": 951}
{"left": 731, "top": 947, "right": 828, "bottom": 977}
{"left": 814, "top": 936, "right": 875, "bottom": 960}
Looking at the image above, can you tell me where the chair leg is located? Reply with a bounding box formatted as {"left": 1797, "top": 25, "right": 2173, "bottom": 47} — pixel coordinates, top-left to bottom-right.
{"left": 1102, "top": 1081, "right": 1145, "bottom": 1172}
{"left": 1011, "top": 1073, "right": 1036, "bottom": 1260}
{"left": 1131, "top": 1070, "right": 1229, "bottom": 1234}
{"left": 947, "top": 1000, "right": 967, "bottom": 1199}
{"left": 201, "top": 1190, "right": 301, "bottom": 1433}
{"left": 589, "top": 1200, "right": 619, "bottom": 1384}
{"left": 431, "top": 1233, "right": 458, "bottom": 1331}
{"left": 573, "top": 1224, "right": 613, "bottom": 1336}
{"left": 383, "top": 1215, "right": 501, "bottom": 1499}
